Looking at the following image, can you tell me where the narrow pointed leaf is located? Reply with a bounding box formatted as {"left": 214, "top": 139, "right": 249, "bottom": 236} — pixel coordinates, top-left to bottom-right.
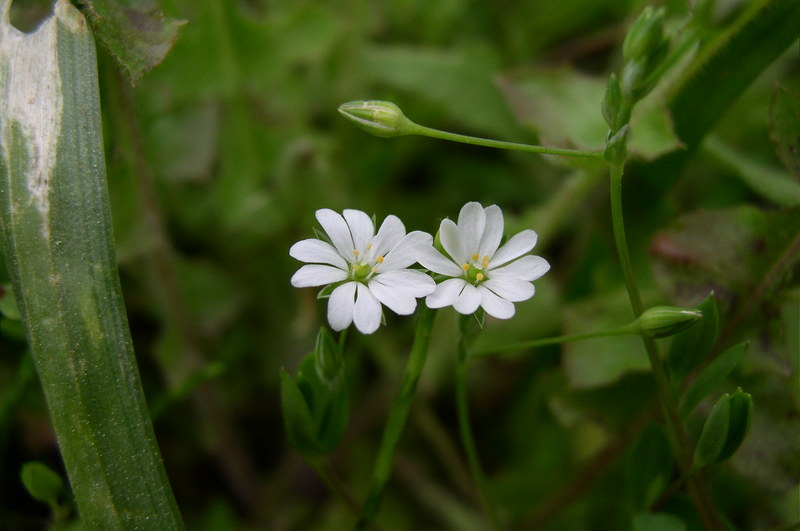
{"left": 0, "top": 2, "right": 183, "bottom": 527}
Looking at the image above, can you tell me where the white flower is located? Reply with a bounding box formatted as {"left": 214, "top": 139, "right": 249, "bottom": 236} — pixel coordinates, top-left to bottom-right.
{"left": 290, "top": 208, "right": 436, "bottom": 334}
{"left": 416, "top": 202, "right": 550, "bottom": 319}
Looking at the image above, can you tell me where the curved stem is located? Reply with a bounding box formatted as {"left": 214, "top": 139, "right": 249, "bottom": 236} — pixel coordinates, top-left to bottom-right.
{"left": 456, "top": 337, "right": 503, "bottom": 530}
{"left": 357, "top": 306, "right": 438, "bottom": 529}
{"left": 412, "top": 124, "right": 605, "bottom": 160}
{"left": 609, "top": 162, "right": 723, "bottom": 530}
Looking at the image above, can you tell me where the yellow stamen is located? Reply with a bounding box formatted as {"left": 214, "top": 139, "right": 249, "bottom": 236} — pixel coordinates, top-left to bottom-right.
{"left": 482, "top": 256, "right": 489, "bottom": 268}
{"left": 476, "top": 273, "right": 484, "bottom": 281}
{"left": 371, "top": 266, "right": 377, "bottom": 273}
{"left": 367, "top": 243, "right": 373, "bottom": 250}
{"left": 353, "top": 249, "right": 359, "bottom": 256}
{"left": 462, "top": 263, "right": 470, "bottom": 271}
{"left": 472, "top": 252, "right": 479, "bottom": 261}
{"left": 376, "top": 256, "right": 384, "bottom": 263}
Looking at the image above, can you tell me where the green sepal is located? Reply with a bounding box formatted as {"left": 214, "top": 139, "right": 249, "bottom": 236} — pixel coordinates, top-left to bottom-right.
{"left": 21, "top": 461, "right": 64, "bottom": 510}
{"left": 634, "top": 305, "right": 702, "bottom": 338}
{"left": 668, "top": 293, "right": 718, "bottom": 379}
{"left": 693, "top": 388, "right": 752, "bottom": 468}
{"left": 604, "top": 124, "right": 630, "bottom": 163}
{"left": 338, "top": 100, "right": 418, "bottom": 138}
{"left": 601, "top": 73, "right": 625, "bottom": 130}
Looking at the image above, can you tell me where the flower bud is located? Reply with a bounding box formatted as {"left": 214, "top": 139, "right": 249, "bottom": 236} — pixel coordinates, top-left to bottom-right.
{"left": 634, "top": 305, "right": 703, "bottom": 338}
{"left": 602, "top": 73, "right": 623, "bottom": 129}
{"left": 694, "top": 389, "right": 753, "bottom": 467}
{"left": 314, "top": 327, "right": 344, "bottom": 385}
{"left": 338, "top": 100, "right": 417, "bottom": 138}
{"left": 622, "top": 7, "right": 666, "bottom": 64}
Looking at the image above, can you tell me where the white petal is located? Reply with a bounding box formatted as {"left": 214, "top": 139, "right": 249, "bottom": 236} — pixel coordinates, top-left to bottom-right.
{"left": 478, "top": 205, "right": 504, "bottom": 258}
{"left": 343, "top": 209, "right": 375, "bottom": 253}
{"left": 426, "top": 278, "right": 467, "bottom": 308}
{"left": 379, "top": 231, "right": 433, "bottom": 271}
{"left": 291, "top": 264, "right": 348, "bottom": 287}
{"left": 416, "top": 244, "right": 463, "bottom": 276}
{"left": 373, "top": 269, "right": 436, "bottom": 297}
{"left": 453, "top": 283, "right": 481, "bottom": 315}
{"left": 289, "top": 239, "right": 347, "bottom": 269}
{"left": 479, "top": 287, "right": 516, "bottom": 319}
{"left": 439, "top": 219, "right": 468, "bottom": 265}
{"left": 456, "top": 202, "right": 486, "bottom": 256}
{"left": 354, "top": 283, "right": 382, "bottom": 334}
{"left": 489, "top": 230, "right": 538, "bottom": 267}
{"left": 316, "top": 209, "right": 355, "bottom": 262}
{"left": 327, "top": 282, "right": 356, "bottom": 331}
{"left": 369, "top": 280, "right": 417, "bottom": 316}
{"left": 373, "top": 215, "right": 406, "bottom": 255}
{"left": 482, "top": 277, "right": 535, "bottom": 302}
{"left": 490, "top": 255, "right": 550, "bottom": 281}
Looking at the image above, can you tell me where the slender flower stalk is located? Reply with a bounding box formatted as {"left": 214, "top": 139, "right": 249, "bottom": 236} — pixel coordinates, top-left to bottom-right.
{"left": 456, "top": 335, "right": 502, "bottom": 530}
{"left": 357, "top": 306, "right": 437, "bottom": 529}
{"left": 338, "top": 100, "right": 604, "bottom": 160}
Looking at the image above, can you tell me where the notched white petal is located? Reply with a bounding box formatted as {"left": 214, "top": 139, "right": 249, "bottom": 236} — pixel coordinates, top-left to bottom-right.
{"left": 479, "top": 287, "right": 515, "bottom": 319}
{"left": 289, "top": 238, "right": 347, "bottom": 268}
{"left": 328, "top": 282, "right": 356, "bottom": 331}
{"left": 490, "top": 255, "right": 550, "bottom": 281}
{"left": 478, "top": 204, "right": 504, "bottom": 258}
{"left": 439, "top": 219, "right": 468, "bottom": 265}
{"left": 490, "top": 230, "right": 538, "bottom": 267}
{"left": 482, "top": 277, "right": 535, "bottom": 302}
{"left": 380, "top": 230, "right": 432, "bottom": 271}
{"left": 373, "top": 214, "right": 406, "bottom": 254}
{"left": 316, "top": 208, "right": 355, "bottom": 260}
{"left": 368, "top": 281, "right": 417, "bottom": 315}
{"left": 343, "top": 209, "right": 375, "bottom": 252}
{"left": 415, "top": 244, "right": 463, "bottom": 277}
{"left": 453, "top": 283, "right": 481, "bottom": 315}
{"left": 456, "top": 202, "right": 486, "bottom": 254}
{"left": 426, "top": 278, "right": 466, "bottom": 308}
{"left": 291, "top": 264, "right": 347, "bottom": 287}
{"left": 354, "top": 283, "right": 382, "bottom": 334}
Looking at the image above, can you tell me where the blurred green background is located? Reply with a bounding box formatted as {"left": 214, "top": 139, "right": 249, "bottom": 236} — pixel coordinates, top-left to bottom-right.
{"left": 1, "top": 0, "right": 798, "bottom": 529}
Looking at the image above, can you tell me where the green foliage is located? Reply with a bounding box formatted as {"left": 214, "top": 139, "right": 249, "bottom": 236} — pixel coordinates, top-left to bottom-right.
{"left": 693, "top": 389, "right": 753, "bottom": 468}
{"left": 20, "top": 461, "right": 64, "bottom": 509}
{"left": 668, "top": 293, "right": 718, "bottom": 379}
{"left": 626, "top": 423, "right": 673, "bottom": 512}
{"left": 681, "top": 343, "right": 746, "bottom": 418}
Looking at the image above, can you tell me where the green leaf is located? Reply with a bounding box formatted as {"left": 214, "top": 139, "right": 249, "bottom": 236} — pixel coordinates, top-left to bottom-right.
{"left": 75, "top": 0, "right": 184, "bottom": 82}
{"left": 680, "top": 343, "right": 746, "bottom": 418}
{"left": 21, "top": 461, "right": 64, "bottom": 509}
{"left": 668, "top": 294, "right": 718, "bottom": 379}
{"left": 280, "top": 368, "right": 326, "bottom": 456}
{"left": 769, "top": 84, "right": 800, "bottom": 180}
{"left": 633, "top": 512, "right": 687, "bottom": 531}
{"left": 0, "top": 2, "right": 183, "bottom": 527}
{"left": 667, "top": 0, "right": 800, "bottom": 152}
{"left": 626, "top": 423, "right": 673, "bottom": 512}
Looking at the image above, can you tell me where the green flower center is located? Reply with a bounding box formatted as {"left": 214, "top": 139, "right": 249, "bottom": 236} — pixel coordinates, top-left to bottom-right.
{"left": 350, "top": 247, "right": 384, "bottom": 282}
{"left": 462, "top": 253, "right": 490, "bottom": 285}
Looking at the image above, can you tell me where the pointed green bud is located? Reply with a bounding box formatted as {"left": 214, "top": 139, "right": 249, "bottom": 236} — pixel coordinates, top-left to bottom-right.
{"left": 338, "top": 100, "right": 417, "bottom": 138}
{"left": 694, "top": 389, "right": 753, "bottom": 467}
{"left": 634, "top": 306, "right": 703, "bottom": 338}
{"left": 602, "top": 73, "right": 623, "bottom": 129}
{"left": 623, "top": 7, "right": 666, "bottom": 64}
{"left": 314, "top": 327, "right": 344, "bottom": 386}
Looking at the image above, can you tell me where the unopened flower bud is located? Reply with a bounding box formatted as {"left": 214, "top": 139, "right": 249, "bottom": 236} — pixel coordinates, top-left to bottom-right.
{"left": 314, "top": 327, "right": 344, "bottom": 385}
{"left": 694, "top": 389, "right": 753, "bottom": 468}
{"left": 622, "top": 7, "right": 666, "bottom": 63}
{"left": 338, "top": 100, "right": 417, "bottom": 138}
{"left": 634, "top": 305, "right": 703, "bottom": 338}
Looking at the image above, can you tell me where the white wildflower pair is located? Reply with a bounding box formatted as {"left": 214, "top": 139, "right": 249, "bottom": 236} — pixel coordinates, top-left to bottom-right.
{"left": 290, "top": 202, "right": 550, "bottom": 334}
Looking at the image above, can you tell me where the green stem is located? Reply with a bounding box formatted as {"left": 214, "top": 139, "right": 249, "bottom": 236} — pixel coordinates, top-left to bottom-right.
{"left": 608, "top": 162, "right": 722, "bottom": 530}
{"left": 473, "top": 327, "right": 636, "bottom": 358}
{"left": 456, "top": 337, "right": 503, "bottom": 530}
{"left": 357, "top": 306, "right": 438, "bottom": 529}
{"left": 311, "top": 457, "right": 362, "bottom": 517}
{"left": 411, "top": 124, "right": 605, "bottom": 160}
